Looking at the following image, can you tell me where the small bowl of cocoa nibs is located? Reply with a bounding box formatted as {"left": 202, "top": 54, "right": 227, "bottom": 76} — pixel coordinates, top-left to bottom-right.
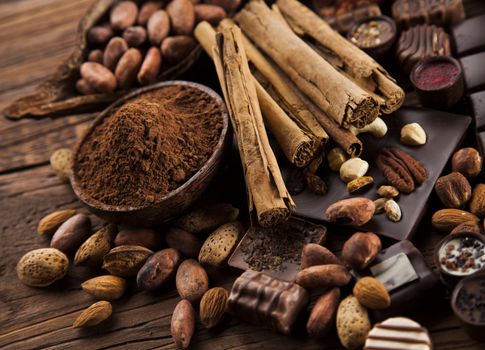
{"left": 70, "top": 80, "right": 230, "bottom": 227}
{"left": 434, "top": 232, "right": 485, "bottom": 286}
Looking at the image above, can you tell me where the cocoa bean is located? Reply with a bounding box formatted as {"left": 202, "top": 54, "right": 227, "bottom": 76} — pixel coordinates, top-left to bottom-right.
{"left": 165, "top": 227, "right": 202, "bottom": 258}
{"left": 115, "top": 48, "right": 143, "bottom": 90}
{"left": 114, "top": 228, "right": 161, "bottom": 251}
{"left": 75, "top": 79, "right": 97, "bottom": 95}
{"left": 175, "top": 259, "right": 209, "bottom": 302}
{"left": 161, "top": 35, "right": 197, "bottom": 64}
{"left": 87, "top": 24, "right": 114, "bottom": 45}
{"left": 80, "top": 62, "right": 117, "bottom": 93}
{"left": 87, "top": 49, "right": 104, "bottom": 64}
{"left": 206, "top": 0, "right": 241, "bottom": 12}
{"left": 301, "top": 243, "right": 341, "bottom": 269}
{"left": 195, "top": 4, "right": 227, "bottom": 25}
{"left": 307, "top": 288, "right": 340, "bottom": 338}
{"left": 342, "top": 232, "right": 381, "bottom": 270}
{"left": 137, "top": 47, "right": 162, "bottom": 85}
{"left": 147, "top": 10, "right": 170, "bottom": 45}
{"left": 137, "top": 248, "right": 181, "bottom": 291}
{"left": 50, "top": 214, "right": 91, "bottom": 254}
{"left": 137, "top": 1, "right": 161, "bottom": 26}
{"left": 122, "top": 26, "right": 147, "bottom": 47}
{"left": 296, "top": 264, "right": 351, "bottom": 289}
{"left": 171, "top": 299, "right": 195, "bottom": 349}
{"left": 166, "top": 0, "right": 195, "bottom": 35}
{"left": 103, "top": 37, "right": 128, "bottom": 71}
{"left": 110, "top": 1, "right": 138, "bottom": 31}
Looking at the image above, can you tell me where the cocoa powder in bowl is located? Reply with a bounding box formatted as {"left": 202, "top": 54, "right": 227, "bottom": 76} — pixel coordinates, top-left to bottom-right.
{"left": 74, "top": 84, "right": 223, "bottom": 208}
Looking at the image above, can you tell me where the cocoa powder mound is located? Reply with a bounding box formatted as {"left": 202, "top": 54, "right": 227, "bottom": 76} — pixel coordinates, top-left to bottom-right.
{"left": 75, "top": 85, "right": 223, "bottom": 207}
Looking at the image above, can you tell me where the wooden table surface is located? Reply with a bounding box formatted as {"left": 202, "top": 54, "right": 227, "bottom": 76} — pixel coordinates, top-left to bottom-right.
{"left": 1, "top": 0, "right": 485, "bottom": 349}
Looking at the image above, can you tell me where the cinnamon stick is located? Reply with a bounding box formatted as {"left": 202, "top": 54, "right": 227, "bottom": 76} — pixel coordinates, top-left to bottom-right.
{"left": 212, "top": 26, "right": 295, "bottom": 227}
{"left": 276, "top": 0, "right": 404, "bottom": 114}
{"left": 195, "top": 21, "right": 319, "bottom": 167}
{"left": 235, "top": 0, "right": 381, "bottom": 129}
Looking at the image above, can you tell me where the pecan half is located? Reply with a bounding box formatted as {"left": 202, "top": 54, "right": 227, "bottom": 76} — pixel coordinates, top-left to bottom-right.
{"left": 388, "top": 147, "right": 427, "bottom": 184}
{"left": 376, "top": 152, "right": 414, "bottom": 193}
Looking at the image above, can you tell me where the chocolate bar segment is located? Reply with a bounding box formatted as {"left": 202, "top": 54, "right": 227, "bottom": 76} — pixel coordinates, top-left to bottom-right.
{"left": 227, "top": 270, "right": 309, "bottom": 334}
{"left": 452, "top": 14, "right": 485, "bottom": 56}
{"left": 396, "top": 24, "right": 451, "bottom": 74}
{"left": 472, "top": 91, "right": 485, "bottom": 132}
{"left": 461, "top": 52, "right": 485, "bottom": 93}
{"left": 392, "top": 0, "right": 465, "bottom": 29}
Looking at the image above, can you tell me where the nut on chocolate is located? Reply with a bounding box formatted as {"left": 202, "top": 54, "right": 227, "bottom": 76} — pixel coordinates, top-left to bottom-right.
{"left": 347, "top": 176, "right": 373, "bottom": 193}
{"left": 325, "top": 197, "right": 375, "bottom": 226}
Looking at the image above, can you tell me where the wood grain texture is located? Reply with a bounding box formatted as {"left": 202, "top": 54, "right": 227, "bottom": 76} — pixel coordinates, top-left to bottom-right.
{"left": 0, "top": 0, "right": 485, "bottom": 349}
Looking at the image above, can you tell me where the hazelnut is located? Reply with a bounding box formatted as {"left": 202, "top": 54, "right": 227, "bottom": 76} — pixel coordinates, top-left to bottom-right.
{"left": 350, "top": 117, "right": 388, "bottom": 138}
{"left": 451, "top": 147, "right": 482, "bottom": 178}
{"left": 400, "top": 123, "right": 426, "bottom": 146}
{"left": 434, "top": 172, "right": 471, "bottom": 209}
{"left": 339, "top": 157, "right": 369, "bottom": 183}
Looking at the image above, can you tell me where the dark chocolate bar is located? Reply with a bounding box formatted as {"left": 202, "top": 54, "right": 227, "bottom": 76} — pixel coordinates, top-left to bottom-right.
{"left": 227, "top": 270, "right": 309, "bottom": 334}
{"left": 360, "top": 240, "right": 441, "bottom": 321}
{"left": 461, "top": 52, "right": 485, "bottom": 93}
{"left": 477, "top": 131, "right": 485, "bottom": 157}
{"left": 452, "top": 14, "right": 485, "bottom": 57}
{"left": 392, "top": 0, "right": 465, "bottom": 29}
{"left": 469, "top": 90, "right": 485, "bottom": 132}
{"left": 396, "top": 24, "right": 451, "bottom": 74}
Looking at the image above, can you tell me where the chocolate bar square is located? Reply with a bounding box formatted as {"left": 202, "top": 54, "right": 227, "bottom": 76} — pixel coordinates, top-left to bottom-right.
{"left": 469, "top": 90, "right": 485, "bottom": 132}
{"left": 461, "top": 52, "right": 485, "bottom": 93}
{"left": 452, "top": 14, "right": 485, "bottom": 57}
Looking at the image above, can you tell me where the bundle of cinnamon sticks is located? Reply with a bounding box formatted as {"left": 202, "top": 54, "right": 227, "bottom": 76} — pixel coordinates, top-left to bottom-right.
{"left": 194, "top": 0, "right": 404, "bottom": 228}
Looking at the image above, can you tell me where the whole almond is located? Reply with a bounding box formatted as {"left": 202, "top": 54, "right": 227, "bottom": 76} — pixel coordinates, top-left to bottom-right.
{"left": 342, "top": 232, "right": 381, "bottom": 271}
{"left": 88, "top": 49, "right": 104, "bottom": 63}
{"left": 165, "top": 227, "right": 203, "bottom": 258}
{"left": 82, "top": 275, "right": 126, "bottom": 300}
{"left": 74, "top": 224, "right": 117, "bottom": 266}
{"left": 80, "top": 62, "right": 117, "bottom": 93}
{"left": 114, "top": 228, "right": 161, "bottom": 251}
{"left": 50, "top": 214, "right": 91, "bottom": 254}
{"left": 336, "top": 295, "right": 371, "bottom": 349}
{"left": 49, "top": 148, "right": 73, "bottom": 181}
{"left": 76, "top": 79, "right": 97, "bottom": 95}
{"left": 353, "top": 277, "right": 390, "bottom": 310}
{"left": 451, "top": 221, "right": 483, "bottom": 235}
{"left": 206, "top": 0, "right": 241, "bottom": 12}
{"left": 103, "top": 245, "right": 153, "bottom": 277}
{"left": 307, "top": 288, "right": 340, "bottom": 338}
{"left": 161, "top": 35, "right": 197, "bottom": 64}
{"left": 115, "top": 48, "right": 143, "bottom": 90}
{"left": 137, "top": 248, "right": 182, "bottom": 291}
{"left": 87, "top": 24, "right": 114, "bottom": 45}
{"left": 200, "top": 287, "right": 228, "bottom": 328}
{"left": 73, "top": 301, "right": 112, "bottom": 328}
{"left": 37, "top": 209, "right": 76, "bottom": 235}
{"left": 17, "top": 248, "right": 69, "bottom": 287}
{"left": 470, "top": 183, "right": 485, "bottom": 218}
{"left": 147, "top": 10, "right": 170, "bottom": 45}
{"left": 198, "top": 221, "right": 242, "bottom": 268}
{"left": 431, "top": 209, "right": 480, "bottom": 232}
{"left": 110, "top": 1, "right": 138, "bottom": 31}
{"left": 103, "top": 37, "right": 128, "bottom": 71}
{"left": 137, "top": 47, "right": 162, "bottom": 85}
{"left": 166, "top": 0, "right": 195, "bottom": 35}
{"left": 171, "top": 299, "right": 195, "bottom": 349}
{"left": 301, "top": 243, "right": 341, "bottom": 269}
{"left": 176, "top": 259, "right": 209, "bottom": 303}
{"left": 122, "top": 26, "right": 147, "bottom": 47}
{"left": 195, "top": 4, "right": 227, "bottom": 25}
{"left": 176, "top": 203, "right": 239, "bottom": 233}
{"left": 296, "top": 264, "right": 351, "bottom": 289}
{"left": 138, "top": 1, "right": 161, "bottom": 26}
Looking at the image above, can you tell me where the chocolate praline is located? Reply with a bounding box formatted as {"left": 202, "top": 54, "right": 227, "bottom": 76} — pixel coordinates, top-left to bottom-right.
{"left": 411, "top": 56, "right": 464, "bottom": 110}
{"left": 348, "top": 15, "right": 396, "bottom": 60}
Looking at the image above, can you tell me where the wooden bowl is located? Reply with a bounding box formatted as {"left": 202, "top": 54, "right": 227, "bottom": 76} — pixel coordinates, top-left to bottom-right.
{"left": 70, "top": 81, "right": 230, "bottom": 227}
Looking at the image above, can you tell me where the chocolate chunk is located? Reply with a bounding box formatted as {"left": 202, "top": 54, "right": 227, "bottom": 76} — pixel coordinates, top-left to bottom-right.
{"left": 227, "top": 270, "right": 309, "bottom": 334}
{"left": 461, "top": 52, "right": 485, "bottom": 92}
{"left": 452, "top": 14, "right": 485, "bottom": 57}
{"left": 392, "top": 0, "right": 465, "bottom": 29}
{"left": 396, "top": 24, "right": 451, "bottom": 74}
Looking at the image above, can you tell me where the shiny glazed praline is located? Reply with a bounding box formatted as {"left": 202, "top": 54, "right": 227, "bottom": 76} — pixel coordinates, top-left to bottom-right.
{"left": 410, "top": 56, "right": 464, "bottom": 110}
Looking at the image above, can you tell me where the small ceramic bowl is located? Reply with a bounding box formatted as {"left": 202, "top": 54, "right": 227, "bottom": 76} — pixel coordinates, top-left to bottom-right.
{"left": 70, "top": 81, "right": 230, "bottom": 227}
{"left": 348, "top": 15, "right": 397, "bottom": 60}
{"left": 410, "top": 56, "right": 464, "bottom": 110}
{"left": 434, "top": 232, "right": 485, "bottom": 287}
{"left": 451, "top": 272, "right": 485, "bottom": 341}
